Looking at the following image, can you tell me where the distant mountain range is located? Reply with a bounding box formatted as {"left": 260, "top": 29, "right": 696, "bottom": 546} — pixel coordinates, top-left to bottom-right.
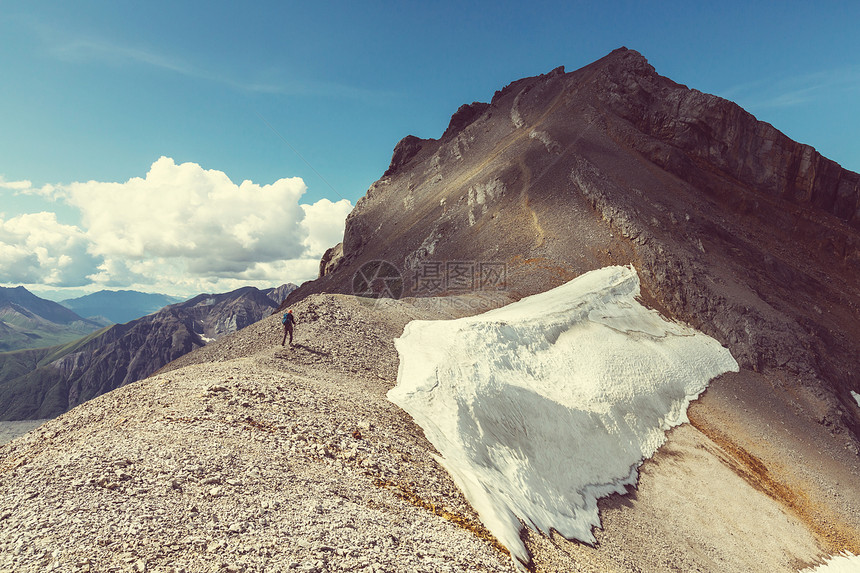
{"left": 0, "top": 287, "right": 104, "bottom": 352}
{"left": 0, "top": 283, "right": 296, "bottom": 420}
{"left": 60, "top": 290, "right": 186, "bottom": 324}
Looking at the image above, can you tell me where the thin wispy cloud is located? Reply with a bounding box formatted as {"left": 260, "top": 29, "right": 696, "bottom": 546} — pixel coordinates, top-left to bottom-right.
{"left": 48, "top": 32, "right": 394, "bottom": 102}
{"left": 53, "top": 38, "right": 194, "bottom": 75}
{"left": 720, "top": 66, "right": 860, "bottom": 111}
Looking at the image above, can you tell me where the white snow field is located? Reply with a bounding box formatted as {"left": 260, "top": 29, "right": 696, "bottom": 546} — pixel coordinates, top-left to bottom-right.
{"left": 852, "top": 390, "right": 860, "bottom": 409}
{"left": 800, "top": 552, "right": 860, "bottom": 572}
{"left": 389, "top": 265, "right": 739, "bottom": 566}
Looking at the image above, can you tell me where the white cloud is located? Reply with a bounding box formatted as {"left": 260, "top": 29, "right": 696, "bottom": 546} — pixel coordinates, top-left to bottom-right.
{"left": 0, "top": 157, "right": 352, "bottom": 296}
{"left": 0, "top": 212, "right": 101, "bottom": 286}
{"left": 64, "top": 157, "right": 309, "bottom": 265}
{"left": 301, "top": 198, "right": 353, "bottom": 256}
{"left": 0, "top": 176, "right": 33, "bottom": 191}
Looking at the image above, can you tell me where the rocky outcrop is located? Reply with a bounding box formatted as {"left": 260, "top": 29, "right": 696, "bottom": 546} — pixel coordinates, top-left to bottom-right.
{"left": 441, "top": 102, "right": 491, "bottom": 141}
{"left": 318, "top": 242, "right": 344, "bottom": 278}
{"left": 383, "top": 135, "right": 426, "bottom": 177}
{"left": 588, "top": 48, "right": 860, "bottom": 228}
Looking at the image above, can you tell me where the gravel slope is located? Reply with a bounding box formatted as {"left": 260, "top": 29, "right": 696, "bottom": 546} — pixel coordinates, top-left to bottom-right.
{"left": 0, "top": 294, "right": 515, "bottom": 573}
{"left": 0, "top": 292, "right": 855, "bottom": 572}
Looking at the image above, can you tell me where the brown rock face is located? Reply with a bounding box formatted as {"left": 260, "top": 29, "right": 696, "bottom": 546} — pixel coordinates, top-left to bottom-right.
{"left": 589, "top": 50, "right": 859, "bottom": 226}
{"left": 318, "top": 242, "right": 344, "bottom": 278}
{"left": 283, "top": 48, "right": 860, "bottom": 442}
{"left": 383, "top": 135, "right": 425, "bottom": 177}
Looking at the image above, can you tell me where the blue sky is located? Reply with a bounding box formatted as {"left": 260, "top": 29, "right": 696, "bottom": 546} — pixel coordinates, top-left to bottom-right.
{"left": 1, "top": 1, "right": 858, "bottom": 298}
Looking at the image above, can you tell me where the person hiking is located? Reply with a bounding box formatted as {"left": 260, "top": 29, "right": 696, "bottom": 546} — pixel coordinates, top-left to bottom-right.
{"left": 281, "top": 310, "right": 296, "bottom": 346}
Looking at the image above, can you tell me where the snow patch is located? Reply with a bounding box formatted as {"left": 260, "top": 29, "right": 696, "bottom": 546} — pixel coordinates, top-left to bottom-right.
{"left": 852, "top": 390, "right": 860, "bottom": 409}
{"left": 799, "top": 552, "right": 860, "bottom": 572}
{"left": 389, "top": 265, "right": 739, "bottom": 567}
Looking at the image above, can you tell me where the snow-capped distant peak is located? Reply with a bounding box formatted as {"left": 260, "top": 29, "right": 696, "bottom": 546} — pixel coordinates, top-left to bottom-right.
{"left": 389, "top": 265, "right": 739, "bottom": 568}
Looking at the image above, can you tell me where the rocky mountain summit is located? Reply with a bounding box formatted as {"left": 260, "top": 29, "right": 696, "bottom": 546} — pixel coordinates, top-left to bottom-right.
{"left": 0, "top": 285, "right": 295, "bottom": 421}
{"left": 284, "top": 47, "right": 860, "bottom": 565}
{"left": 285, "top": 47, "right": 859, "bottom": 442}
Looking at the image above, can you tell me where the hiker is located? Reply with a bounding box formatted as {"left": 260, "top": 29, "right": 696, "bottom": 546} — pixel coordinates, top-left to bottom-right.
{"left": 281, "top": 310, "right": 296, "bottom": 346}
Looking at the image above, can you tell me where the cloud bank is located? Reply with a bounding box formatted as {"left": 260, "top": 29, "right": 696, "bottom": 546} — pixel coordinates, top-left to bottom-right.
{"left": 2, "top": 157, "right": 351, "bottom": 295}
{"left": 0, "top": 212, "right": 99, "bottom": 287}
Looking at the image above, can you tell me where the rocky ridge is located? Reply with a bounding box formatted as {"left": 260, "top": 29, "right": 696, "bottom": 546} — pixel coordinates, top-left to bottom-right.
{"left": 0, "top": 294, "right": 516, "bottom": 573}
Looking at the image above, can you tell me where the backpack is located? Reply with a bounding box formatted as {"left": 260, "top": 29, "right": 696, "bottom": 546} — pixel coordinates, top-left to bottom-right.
{"left": 282, "top": 313, "right": 293, "bottom": 325}
{"left": 282, "top": 313, "right": 289, "bottom": 325}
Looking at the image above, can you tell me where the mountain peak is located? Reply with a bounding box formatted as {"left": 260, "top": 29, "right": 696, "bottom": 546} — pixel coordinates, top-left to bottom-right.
{"left": 605, "top": 45, "right": 649, "bottom": 65}
{"left": 284, "top": 48, "right": 860, "bottom": 421}
{"left": 0, "top": 285, "right": 33, "bottom": 297}
{"left": 0, "top": 287, "right": 102, "bottom": 352}
{"left": 0, "top": 286, "right": 89, "bottom": 326}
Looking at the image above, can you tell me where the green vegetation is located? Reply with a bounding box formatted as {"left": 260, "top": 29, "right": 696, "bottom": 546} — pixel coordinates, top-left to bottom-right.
{"left": 0, "top": 322, "right": 102, "bottom": 353}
